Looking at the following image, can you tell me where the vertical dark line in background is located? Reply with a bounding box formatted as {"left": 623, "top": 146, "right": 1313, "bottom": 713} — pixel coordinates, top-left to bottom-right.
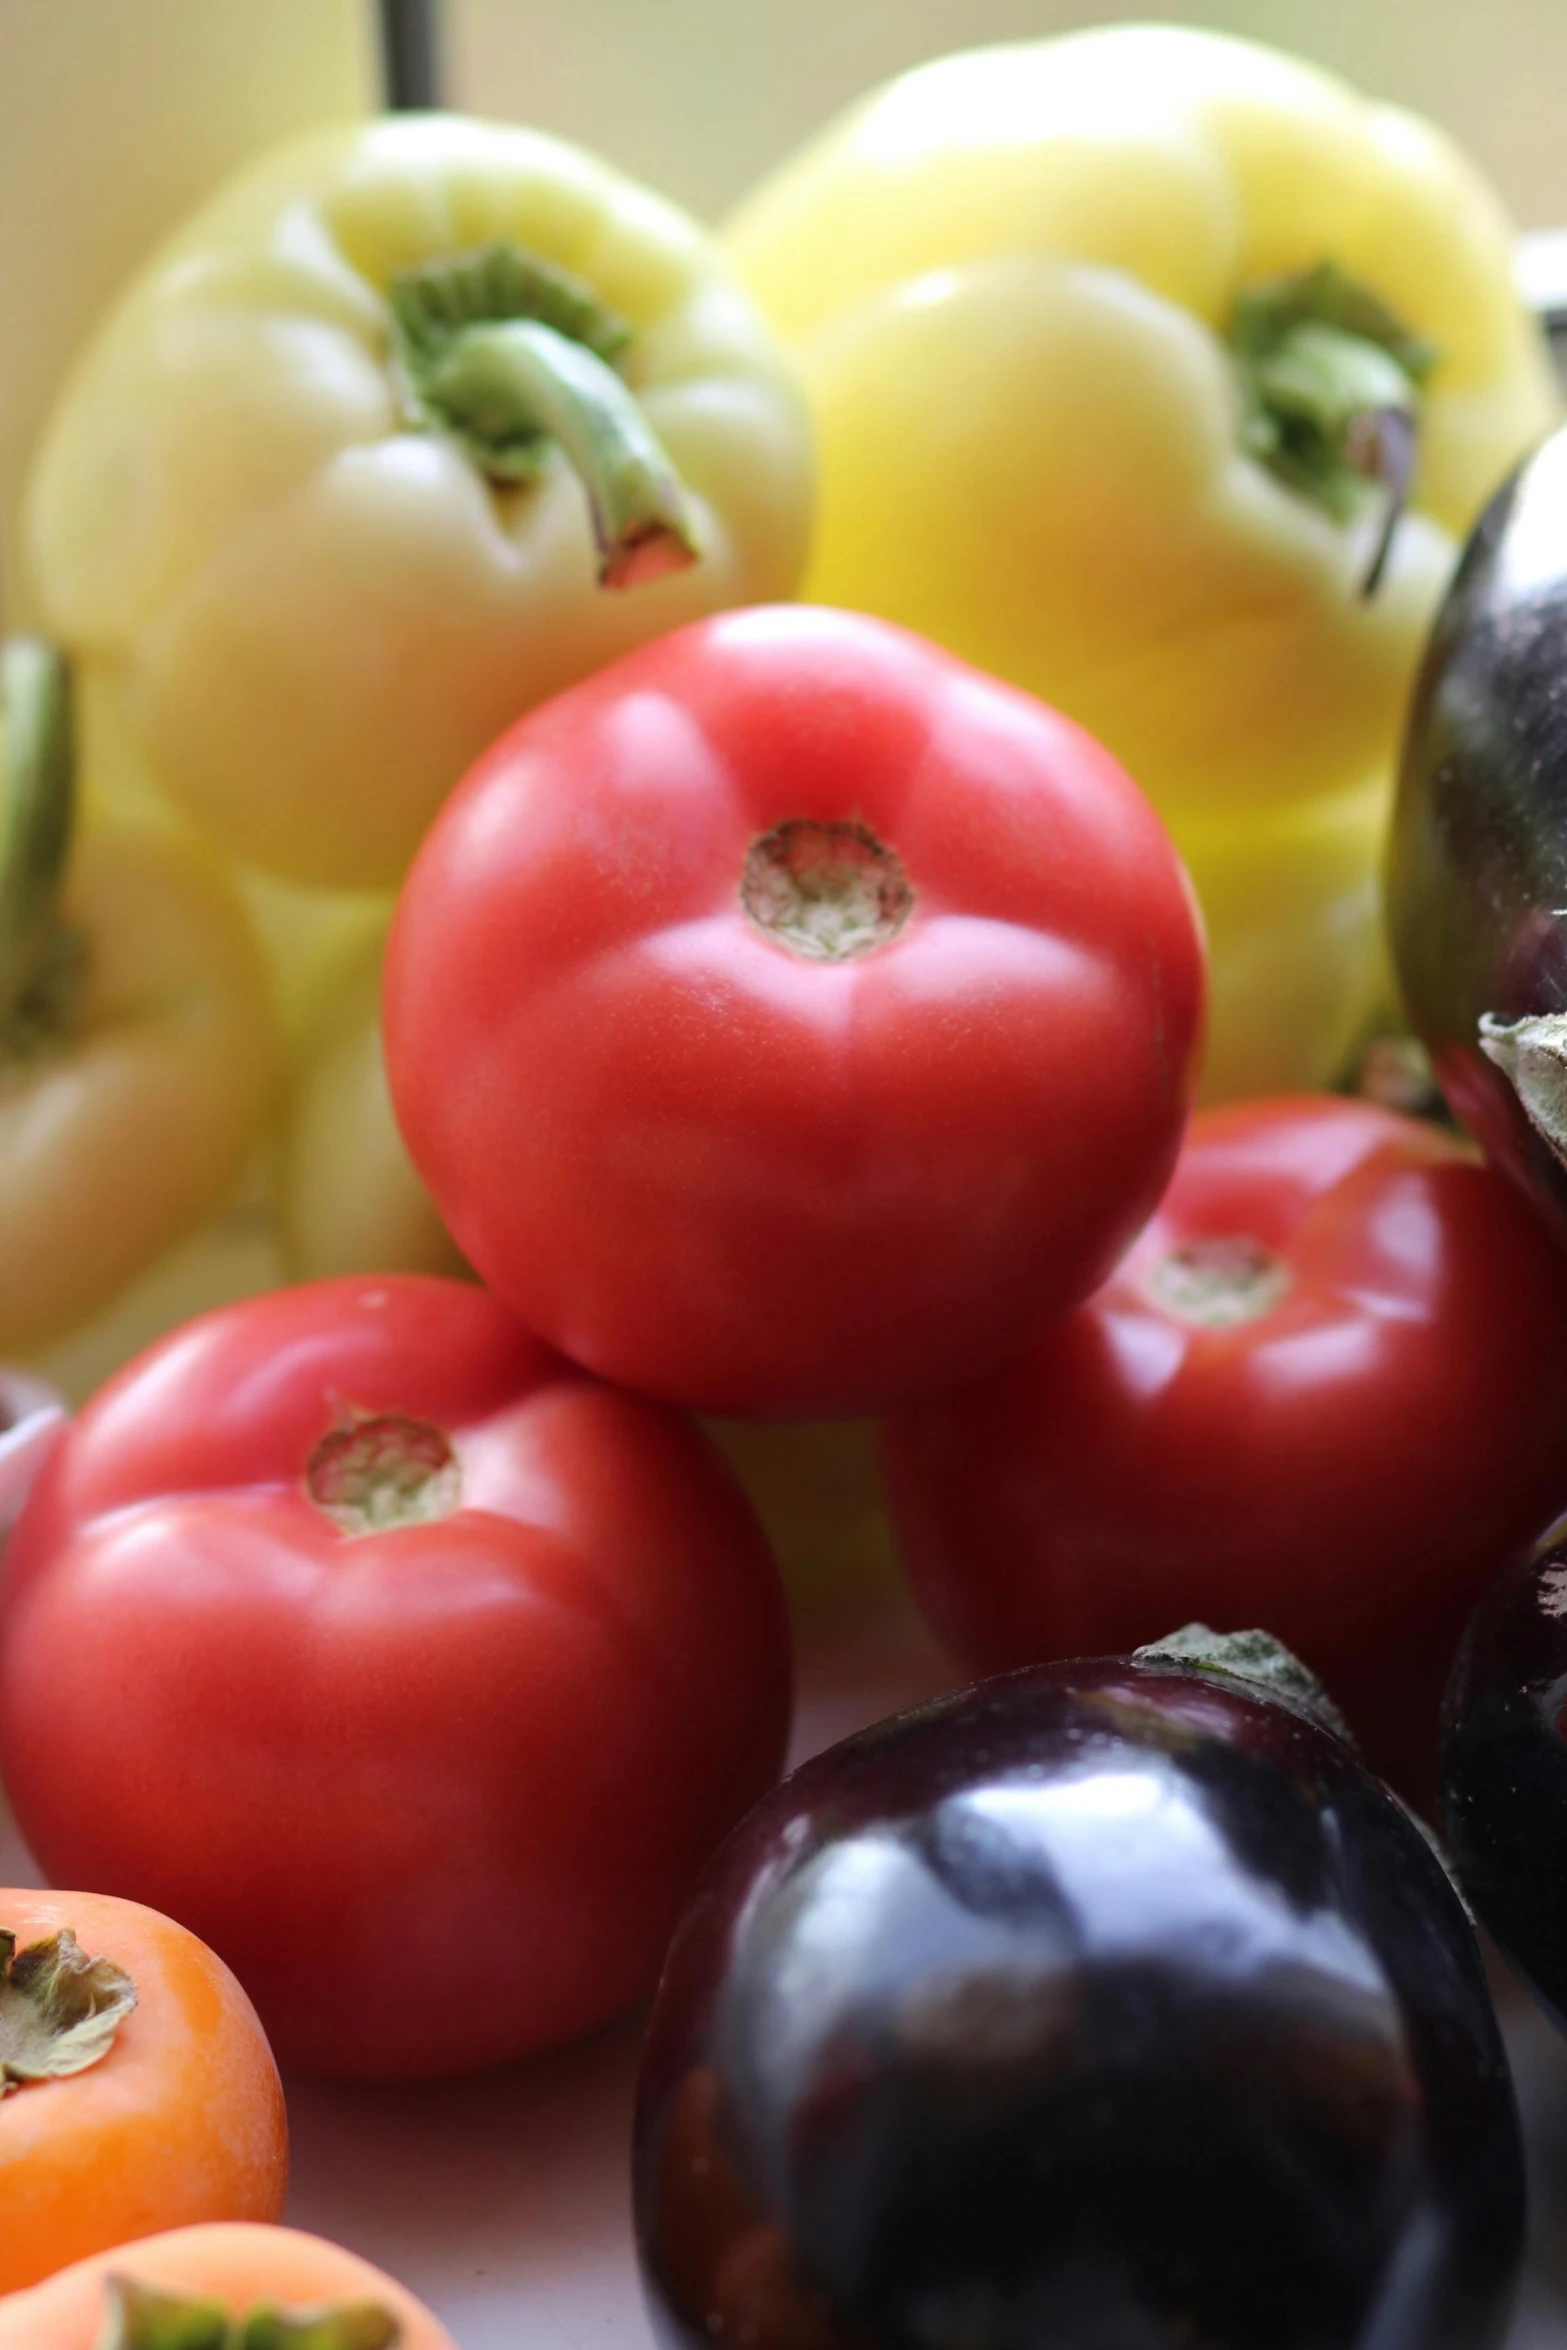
{"left": 379, "top": 0, "right": 444, "bottom": 110}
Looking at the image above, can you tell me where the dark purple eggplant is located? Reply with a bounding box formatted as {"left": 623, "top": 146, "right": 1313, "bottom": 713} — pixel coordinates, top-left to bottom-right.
{"left": 1444, "top": 1516, "right": 1567, "bottom": 2033}
{"left": 634, "top": 1631, "right": 1524, "bottom": 2350}
{"left": 1387, "top": 423, "right": 1567, "bottom": 1241}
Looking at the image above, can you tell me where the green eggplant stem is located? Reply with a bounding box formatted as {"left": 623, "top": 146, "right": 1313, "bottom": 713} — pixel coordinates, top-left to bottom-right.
{"left": 0, "top": 637, "right": 76, "bottom": 1044}
{"left": 1133, "top": 1624, "right": 1357, "bottom": 1749}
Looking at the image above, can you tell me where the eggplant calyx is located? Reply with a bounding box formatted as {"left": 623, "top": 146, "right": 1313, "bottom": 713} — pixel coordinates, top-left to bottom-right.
{"left": 1479, "top": 1010, "right": 1567, "bottom": 1167}
{"left": 1133, "top": 1622, "right": 1357, "bottom": 1749}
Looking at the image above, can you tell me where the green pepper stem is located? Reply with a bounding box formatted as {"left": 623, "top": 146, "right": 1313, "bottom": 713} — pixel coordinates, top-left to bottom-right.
{"left": 1231, "top": 262, "right": 1437, "bottom": 600}
{"left": 424, "top": 318, "right": 700, "bottom": 587}
{"left": 0, "top": 639, "right": 75, "bottom": 1037}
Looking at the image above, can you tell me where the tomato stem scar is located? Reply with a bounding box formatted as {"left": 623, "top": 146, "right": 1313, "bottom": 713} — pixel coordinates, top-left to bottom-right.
{"left": 741, "top": 819, "right": 913, "bottom": 961}
{"left": 306, "top": 1413, "right": 461, "bottom": 1536}
{"left": 1142, "top": 1233, "right": 1290, "bottom": 1328}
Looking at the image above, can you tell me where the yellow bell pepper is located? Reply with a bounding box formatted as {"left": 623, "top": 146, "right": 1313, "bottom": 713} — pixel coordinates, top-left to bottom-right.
{"left": 274, "top": 913, "right": 467, "bottom": 1284}
{"left": 703, "top": 1420, "right": 899, "bottom": 1625}
{"left": 0, "top": 643, "right": 274, "bottom": 1357}
{"left": 27, "top": 114, "right": 813, "bottom": 890}
{"left": 725, "top": 25, "right": 1558, "bottom": 1097}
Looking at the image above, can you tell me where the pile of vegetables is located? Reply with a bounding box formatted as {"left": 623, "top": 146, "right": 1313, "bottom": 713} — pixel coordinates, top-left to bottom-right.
{"left": 4, "top": 21, "right": 1567, "bottom": 2348}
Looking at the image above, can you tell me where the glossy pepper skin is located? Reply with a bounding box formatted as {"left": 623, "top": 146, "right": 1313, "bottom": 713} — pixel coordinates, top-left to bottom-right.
{"left": 1387, "top": 425, "right": 1567, "bottom": 1243}
{"left": 27, "top": 114, "right": 812, "bottom": 890}
{"left": 726, "top": 25, "right": 1557, "bottom": 1100}
{"left": 1443, "top": 1519, "right": 1567, "bottom": 2029}
{"left": 636, "top": 1647, "right": 1524, "bottom": 2350}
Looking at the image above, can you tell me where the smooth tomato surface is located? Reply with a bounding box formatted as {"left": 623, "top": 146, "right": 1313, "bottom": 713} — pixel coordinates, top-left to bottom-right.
{"left": 883, "top": 1097, "right": 1567, "bottom": 1795}
{"left": 0, "top": 1279, "right": 791, "bottom": 2080}
{"left": 0, "top": 2224, "right": 454, "bottom": 2349}
{"left": 384, "top": 606, "right": 1204, "bottom": 1416}
{"left": 0, "top": 1890, "right": 286, "bottom": 2294}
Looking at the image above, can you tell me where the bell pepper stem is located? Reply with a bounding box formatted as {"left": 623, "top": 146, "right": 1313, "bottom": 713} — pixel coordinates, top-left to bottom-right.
{"left": 1231, "top": 262, "right": 1436, "bottom": 600}
{"left": 0, "top": 638, "right": 76, "bottom": 1040}
{"left": 1349, "top": 405, "right": 1417, "bottom": 600}
{"left": 425, "top": 319, "right": 701, "bottom": 588}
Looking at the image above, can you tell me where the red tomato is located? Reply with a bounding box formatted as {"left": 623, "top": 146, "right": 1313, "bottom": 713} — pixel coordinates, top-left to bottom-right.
{"left": 383, "top": 606, "right": 1204, "bottom": 1417}
{"left": 0, "top": 1278, "right": 791, "bottom": 2081}
{"left": 883, "top": 1097, "right": 1567, "bottom": 1797}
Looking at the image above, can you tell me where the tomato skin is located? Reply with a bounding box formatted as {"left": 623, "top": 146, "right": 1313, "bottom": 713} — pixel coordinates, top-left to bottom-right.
{"left": 883, "top": 1097, "right": 1567, "bottom": 1796}
{"left": 0, "top": 1890, "right": 287, "bottom": 2294}
{"left": 383, "top": 605, "right": 1205, "bottom": 1417}
{"left": 0, "top": 2223, "right": 454, "bottom": 2349}
{"left": 0, "top": 1278, "right": 791, "bottom": 2081}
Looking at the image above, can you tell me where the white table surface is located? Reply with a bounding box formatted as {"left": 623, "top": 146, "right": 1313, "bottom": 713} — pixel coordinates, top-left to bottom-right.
{"left": 3, "top": 1597, "right": 1565, "bottom": 2349}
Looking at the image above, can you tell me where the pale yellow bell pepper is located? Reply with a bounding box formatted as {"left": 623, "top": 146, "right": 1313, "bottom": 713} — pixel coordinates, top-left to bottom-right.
{"left": 275, "top": 913, "right": 467, "bottom": 1284}
{"left": 0, "top": 644, "right": 275, "bottom": 1357}
{"left": 28, "top": 114, "right": 812, "bottom": 890}
{"left": 726, "top": 25, "right": 1558, "bottom": 1096}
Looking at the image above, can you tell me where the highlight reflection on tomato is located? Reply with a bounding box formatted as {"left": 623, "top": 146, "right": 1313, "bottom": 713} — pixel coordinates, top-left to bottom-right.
{"left": 883, "top": 1097, "right": 1567, "bottom": 1794}
{"left": 0, "top": 1277, "right": 792, "bottom": 2081}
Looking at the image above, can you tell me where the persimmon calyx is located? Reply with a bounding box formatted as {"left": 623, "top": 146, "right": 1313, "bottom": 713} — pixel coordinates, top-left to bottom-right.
{"left": 0, "top": 1926, "right": 136, "bottom": 2095}
{"left": 101, "top": 2276, "right": 404, "bottom": 2349}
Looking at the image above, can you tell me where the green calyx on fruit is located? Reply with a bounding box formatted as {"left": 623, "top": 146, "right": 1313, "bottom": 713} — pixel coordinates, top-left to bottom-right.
{"left": 100, "top": 2275, "right": 403, "bottom": 2350}
{"left": 0, "top": 1925, "right": 136, "bottom": 2096}
{"left": 1134, "top": 1622, "right": 1357, "bottom": 1748}
{"left": 1479, "top": 1010, "right": 1567, "bottom": 1167}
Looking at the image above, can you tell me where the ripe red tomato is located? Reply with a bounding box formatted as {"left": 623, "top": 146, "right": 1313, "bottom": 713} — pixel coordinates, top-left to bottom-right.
{"left": 883, "top": 1097, "right": 1567, "bottom": 1797}
{"left": 383, "top": 606, "right": 1205, "bottom": 1417}
{"left": 0, "top": 1278, "right": 791, "bottom": 2081}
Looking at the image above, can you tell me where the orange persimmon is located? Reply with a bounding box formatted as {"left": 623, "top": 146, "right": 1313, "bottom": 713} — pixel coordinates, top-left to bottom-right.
{"left": 0, "top": 1890, "right": 286, "bottom": 2293}
{"left": 0, "top": 2223, "right": 455, "bottom": 2347}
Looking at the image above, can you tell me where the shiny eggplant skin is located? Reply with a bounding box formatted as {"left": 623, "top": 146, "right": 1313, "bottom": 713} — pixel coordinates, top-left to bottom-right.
{"left": 1387, "top": 424, "right": 1567, "bottom": 1241}
{"left": 1444, "top": 1517, "right": 1567, "bottom": 2029}
{"left": 634, "top": 1659, "right": 1524, "bottom": 2350}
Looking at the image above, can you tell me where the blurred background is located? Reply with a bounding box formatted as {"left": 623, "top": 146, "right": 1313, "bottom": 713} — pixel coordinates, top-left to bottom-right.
{"left": 455, "top": 0, "right": 1567, "bottom": 225}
